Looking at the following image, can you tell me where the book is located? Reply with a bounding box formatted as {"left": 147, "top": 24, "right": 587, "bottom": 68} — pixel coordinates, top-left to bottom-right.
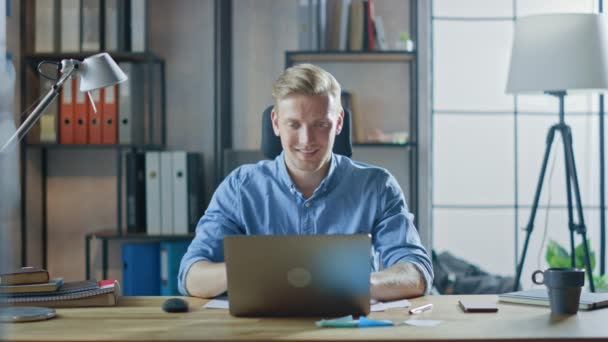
{"left": 0, "top": 267, "right": 49, "bottom": 285}
{"left": 0, "top": 279, "right": 119, "bottom": 308}
{"left": 0, "top": 278, "right": 63, "bottom": 294}
{"left": 498, "top": 288, "right": 608, "bottom": 311}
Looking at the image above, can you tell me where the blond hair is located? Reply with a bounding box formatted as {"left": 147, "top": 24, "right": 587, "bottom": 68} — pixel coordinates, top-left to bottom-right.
{"left": 271, "top": 63, "right": 341, "bottom": 115}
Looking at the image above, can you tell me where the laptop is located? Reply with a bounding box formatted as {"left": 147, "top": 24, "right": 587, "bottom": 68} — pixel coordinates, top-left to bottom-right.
{"left": 499, "top": 288, "right": 608, "bottom": 310}
{"left": 224, "top": 234, "right": 371, "bottom": 317}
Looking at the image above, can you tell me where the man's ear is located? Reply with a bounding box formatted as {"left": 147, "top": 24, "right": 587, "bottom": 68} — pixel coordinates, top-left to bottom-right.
{"left": 335, "top": 109, "right": 344, "bottom": 135}
{"left": 271, "top": 109, "right": 280, "bottom": 136}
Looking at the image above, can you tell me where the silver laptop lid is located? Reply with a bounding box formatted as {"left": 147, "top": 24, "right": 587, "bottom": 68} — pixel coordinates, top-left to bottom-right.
{"left": 224, "top": 234, "right": 371, "bottom": 317}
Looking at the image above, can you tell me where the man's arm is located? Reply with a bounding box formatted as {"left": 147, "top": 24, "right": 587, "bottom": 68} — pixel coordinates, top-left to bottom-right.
{"left": 178, "top": 168, "right": 243, "bottom": 297}
{"left": 370, "top": 261, "right": 426, "bottom": 301}
{"left": 185, "top": 260, "right": 227, "bottom": 298}
{"left": 370, "top": 172, "right": 434, "bottom": 301}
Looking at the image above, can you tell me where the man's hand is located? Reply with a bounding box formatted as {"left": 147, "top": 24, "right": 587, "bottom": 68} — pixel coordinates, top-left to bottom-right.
{"left": 185, "top": 260, "right": 227, "bottom": 298}
{"left": 370, "top": 261, "right": 426, "bottom": 301}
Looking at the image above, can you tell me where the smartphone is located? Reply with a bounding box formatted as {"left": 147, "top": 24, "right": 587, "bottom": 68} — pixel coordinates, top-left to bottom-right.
{"left": 458, "top": 299, "right": 499, "bottom": 313}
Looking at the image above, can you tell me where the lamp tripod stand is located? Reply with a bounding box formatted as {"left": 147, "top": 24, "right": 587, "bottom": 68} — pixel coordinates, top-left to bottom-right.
{"left": 513, "top": 91, "right": 595, "bottom": 292}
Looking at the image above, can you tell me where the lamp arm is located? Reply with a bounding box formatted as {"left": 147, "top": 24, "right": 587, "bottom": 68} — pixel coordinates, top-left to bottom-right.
{"left": 0, "top": 66, "right": 77, "bottom": 153}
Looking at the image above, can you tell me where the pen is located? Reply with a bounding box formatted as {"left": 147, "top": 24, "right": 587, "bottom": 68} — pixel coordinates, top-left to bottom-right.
{"left": 408, "top": 303, "right": 433, "bottom": 315}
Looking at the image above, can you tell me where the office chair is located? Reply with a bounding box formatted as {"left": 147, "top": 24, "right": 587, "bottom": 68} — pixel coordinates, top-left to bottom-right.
{"left": 260, "top": 105, "right": 353, "bottom": 159}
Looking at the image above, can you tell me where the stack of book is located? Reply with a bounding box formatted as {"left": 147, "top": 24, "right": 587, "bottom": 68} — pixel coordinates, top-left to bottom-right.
{"left": 0, "top": 267, "right": 119, "bottom": 307}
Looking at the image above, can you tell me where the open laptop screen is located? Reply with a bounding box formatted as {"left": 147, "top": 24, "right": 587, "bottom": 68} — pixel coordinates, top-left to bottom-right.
{"left": 224, "top": 234, "right": 371, "bottom": 317}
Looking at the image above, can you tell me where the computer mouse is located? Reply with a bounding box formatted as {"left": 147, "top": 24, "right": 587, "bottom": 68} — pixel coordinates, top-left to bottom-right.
{"left": 162, "top": 298, "right": 189, "bottom": 313}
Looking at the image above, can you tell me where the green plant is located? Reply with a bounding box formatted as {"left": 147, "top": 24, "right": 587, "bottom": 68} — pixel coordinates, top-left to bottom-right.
{"left": 546, "top": 239, "right": 608, "bottom": 291}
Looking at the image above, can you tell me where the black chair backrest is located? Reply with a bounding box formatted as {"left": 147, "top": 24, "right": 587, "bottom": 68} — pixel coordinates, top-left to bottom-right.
{"left": 260, "top": 105, "right": 353, "bottom": 159}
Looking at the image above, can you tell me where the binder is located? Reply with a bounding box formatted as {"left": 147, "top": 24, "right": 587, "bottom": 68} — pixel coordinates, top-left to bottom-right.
{"left": 60, "top": 0, "right": 80, "bottom": 52}
{"left": 160, "top": 151, "right": 174, "bottom": 235}
{"left": 118, "top": 63, "right": 145, "bottom": 145}
{"left": 130, "top": 0, "right": 147, "bottom": 52}
{"left": 126, "top": 151, "right": 146, "bottom": 233}
{"left": 145, "top": 151, "right": 161, "bottom": 235}
{"left": 34, "top": 0, "right": 57, "bottom": 53}
{"left": 87, "top": 88, "right": 102, "bottom": 144}
{"left": 101, "top": 85, "right": 118, "bottom": 144}
{"left": 104, "top": 0, "right": 119, "bottom": 51}
{"left": 337, "top": 0, "right": 351, "bottom": 51}
{"left": 172, "top": 152, "right": 188, "bottom": 235}
{"left": 81, "top": 0, "right": 100, "bottom": 52}
{"left": 160, "top": 241, "right": 190, "bottom": 296}
{"left": 121, "top": 242, "right": 160, "bottom": 296}
{"left": 59, "top": 78, "right": 75, "bottom": 144}
{"left": 39, "top": 76, "right": 58, "bottom": 143}
{"left": 74, "top": 81, "right": 88, "bottom": 144}
{"left": 186, "top": 153, "right": 204, "bottom": 232}
{"left": 364, "top": 0, "right": 375, "bottom": 51}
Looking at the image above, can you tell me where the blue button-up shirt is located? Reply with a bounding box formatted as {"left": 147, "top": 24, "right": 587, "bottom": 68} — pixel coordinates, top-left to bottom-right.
{"left": 178, "top": 152, "right": 433, "bottom": 295}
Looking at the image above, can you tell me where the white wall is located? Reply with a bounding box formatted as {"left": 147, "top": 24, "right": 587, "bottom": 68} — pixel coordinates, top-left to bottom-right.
{"left": 232, "top": 0, "right": 298, "bottom": 150}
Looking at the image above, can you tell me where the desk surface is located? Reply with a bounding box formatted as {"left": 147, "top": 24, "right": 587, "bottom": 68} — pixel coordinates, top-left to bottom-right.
{"left": 2, "top": 295, "right": 607, "bottom": 342}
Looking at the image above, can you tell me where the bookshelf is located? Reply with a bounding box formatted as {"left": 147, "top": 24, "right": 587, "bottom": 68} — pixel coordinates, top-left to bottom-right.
{"left": 84, "top": 231, "right": 193, "bottom": 280}
{"left": 18, "top": 0, "right": 166, "bottom": 279}
{"left": 282, "top": 0, "right": 420, "bottom": 215}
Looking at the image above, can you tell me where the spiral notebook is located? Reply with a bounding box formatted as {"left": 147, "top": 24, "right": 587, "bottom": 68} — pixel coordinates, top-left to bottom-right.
{"left": 0, "top": 279, "right": 119, "bottom": 307}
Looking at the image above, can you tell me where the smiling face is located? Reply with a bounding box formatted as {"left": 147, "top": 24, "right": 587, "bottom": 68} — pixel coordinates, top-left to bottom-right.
{"left": 272, "top": 93, "right": 343, "bottom": 177}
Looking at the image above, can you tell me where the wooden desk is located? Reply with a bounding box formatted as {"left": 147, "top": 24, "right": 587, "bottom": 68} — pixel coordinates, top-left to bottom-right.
{"left": 2, "top": 295, "right": 607, "bottom": 341}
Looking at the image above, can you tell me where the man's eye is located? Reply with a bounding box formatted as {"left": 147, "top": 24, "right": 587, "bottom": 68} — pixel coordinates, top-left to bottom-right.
{"left": 288, "top": 123, "right": 300, "bottom": 129}
{"left": 316, "top": 122, "right": 330, "bottom": 128}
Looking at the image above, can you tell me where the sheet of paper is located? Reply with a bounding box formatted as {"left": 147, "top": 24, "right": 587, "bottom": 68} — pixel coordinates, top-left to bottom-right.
{"left": 403, "top": 318, "right": 442, "bottom": 327}
{"left": 203, "top": 298, "right": 229, "bottom": 309}
{"left": 370, "top": 299, "right": 411, "bottom": 312}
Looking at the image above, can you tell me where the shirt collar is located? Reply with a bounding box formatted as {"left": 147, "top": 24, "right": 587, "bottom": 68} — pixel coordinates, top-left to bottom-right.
{"left": 276, "top": 152, "right": 340, "bottom": 196}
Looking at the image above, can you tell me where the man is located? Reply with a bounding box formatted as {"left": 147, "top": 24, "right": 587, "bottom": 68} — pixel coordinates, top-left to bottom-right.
{"left": 179, "top": 64, "right": 433, "bottom": 301}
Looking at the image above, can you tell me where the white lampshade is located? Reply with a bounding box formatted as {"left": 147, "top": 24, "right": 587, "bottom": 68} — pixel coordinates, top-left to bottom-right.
{"left": 506, "top": 13, "right": 608, "bottom": 94}
{"left": 78, "top": 52, "right": 127, "bottom": 92}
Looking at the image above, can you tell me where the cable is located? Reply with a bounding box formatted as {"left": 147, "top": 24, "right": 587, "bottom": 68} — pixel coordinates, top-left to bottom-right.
{"left": 37, "top": 61, "right": 60, "bottom": 81}
{"left": 536, "top": 139, "right": 559, "bottom": 270}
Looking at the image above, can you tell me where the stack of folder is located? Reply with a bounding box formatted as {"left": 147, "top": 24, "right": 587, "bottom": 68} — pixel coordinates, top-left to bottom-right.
{"left": 0, "top": 267, "right": 119, "bottom": 307}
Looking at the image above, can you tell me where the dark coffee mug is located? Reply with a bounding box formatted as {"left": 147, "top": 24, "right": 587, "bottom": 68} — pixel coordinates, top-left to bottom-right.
{"left": 532, "top": 268, "right": 585, "bottom": 315}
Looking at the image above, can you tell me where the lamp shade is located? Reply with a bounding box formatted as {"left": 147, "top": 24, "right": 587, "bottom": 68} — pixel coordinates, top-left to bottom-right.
{"left": 78, "top": 52, "right": 127, "bottom": 92}
{"left": 506, "top": 13, "right": 608, "bottom": 94}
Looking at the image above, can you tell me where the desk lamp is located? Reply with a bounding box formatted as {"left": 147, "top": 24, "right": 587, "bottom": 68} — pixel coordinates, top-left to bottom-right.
{"left": 506, "top": 13, "right": 608, "bottom": 292}
{"left": 0, "top": 52, "right": 126, "bottom": 322}
{"left": 0, "top": 52, "right": 127, "bottom": 152}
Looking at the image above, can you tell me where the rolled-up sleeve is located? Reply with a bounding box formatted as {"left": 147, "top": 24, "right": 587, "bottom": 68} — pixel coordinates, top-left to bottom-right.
{"left": 178, "top": 170, "right": 244, "bottom": 296}
{"left": 372, "top": 173, "right": 434, "bottom": 293}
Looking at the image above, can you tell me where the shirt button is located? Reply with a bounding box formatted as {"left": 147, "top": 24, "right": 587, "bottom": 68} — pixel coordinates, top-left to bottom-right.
{"left": 304, "top": 202, "right": 311, "bottom": 208}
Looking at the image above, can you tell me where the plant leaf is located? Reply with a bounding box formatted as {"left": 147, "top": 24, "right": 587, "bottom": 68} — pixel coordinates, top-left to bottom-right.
{"left": 575, "top": 240, "right": 595, "bottom": 272}
{"left": 546, "top": 240, "right": 571, "bottom": 268}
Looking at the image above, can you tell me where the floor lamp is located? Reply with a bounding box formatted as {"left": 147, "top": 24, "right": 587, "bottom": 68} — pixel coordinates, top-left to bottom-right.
{"left": 506, "top": 13, "right": 608, "bottom": 292}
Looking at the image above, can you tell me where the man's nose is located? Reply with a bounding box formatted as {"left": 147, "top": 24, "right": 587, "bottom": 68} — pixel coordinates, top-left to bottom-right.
{"left": 299, "top": 126, "right": 313, "bottom": 144}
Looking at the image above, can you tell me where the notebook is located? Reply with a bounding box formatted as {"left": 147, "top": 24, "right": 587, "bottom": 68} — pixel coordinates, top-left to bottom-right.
{"left": 0, "top": 279, "right": 120, "bottom": 307}
{"left": 0, "top": 277, "right": 64, "bottom": 294}
{"left": 499, "top": 288, "right": 608, "bottom": 310}
{"left": 224, "top": 234, "right": 371, "bottom": 317}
